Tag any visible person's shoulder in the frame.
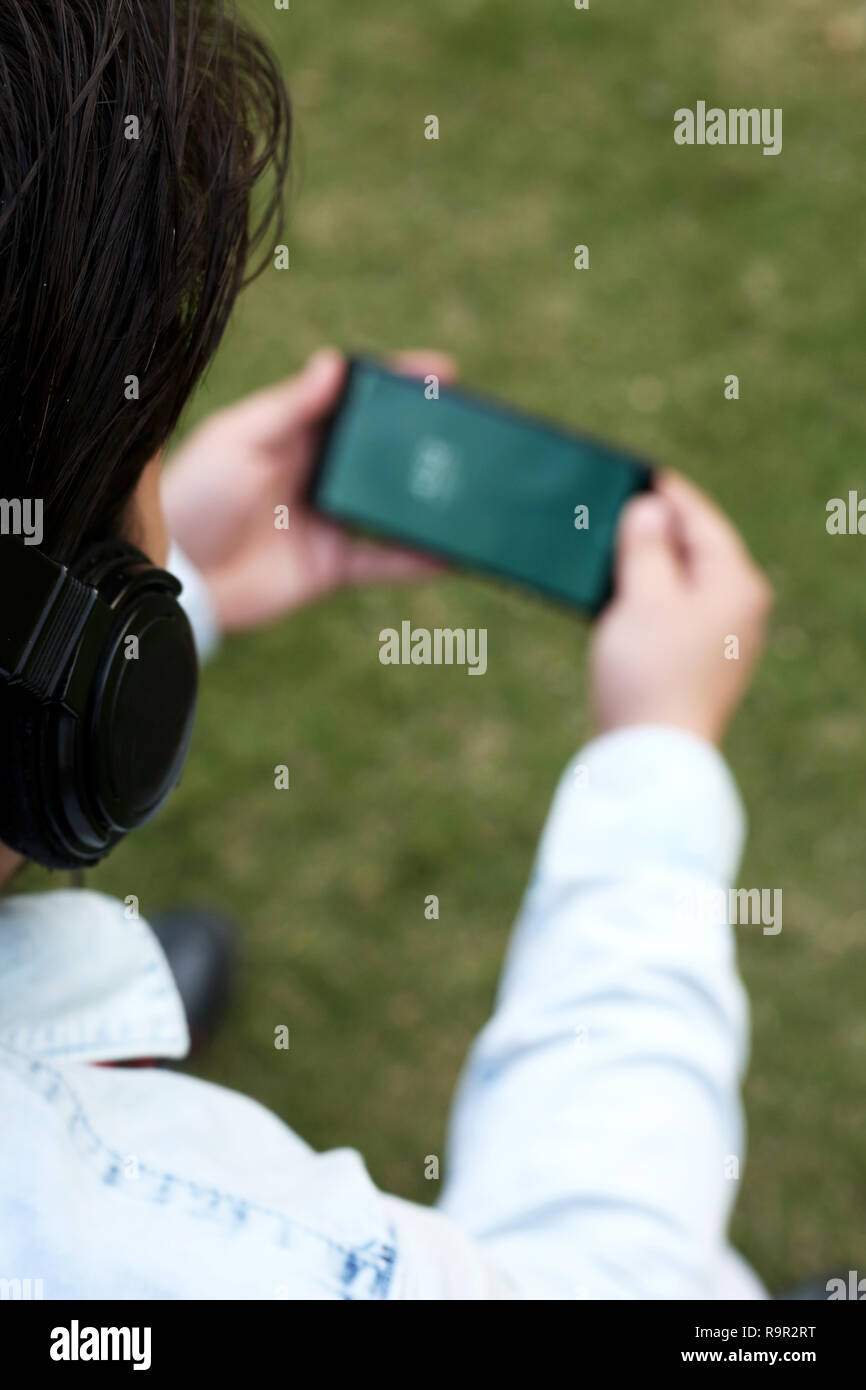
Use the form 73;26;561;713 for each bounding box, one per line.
0;1048;401;1299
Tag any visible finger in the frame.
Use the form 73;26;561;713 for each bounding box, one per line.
389;350;459;385
264;348;348;441
614;492;682;600
655;470;752;579
245;350;456;448
223;348;348;446
341;538;447;587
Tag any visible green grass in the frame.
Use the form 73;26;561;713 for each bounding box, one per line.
37;0;866;1290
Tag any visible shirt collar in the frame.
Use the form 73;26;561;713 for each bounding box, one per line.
0;889;189;1063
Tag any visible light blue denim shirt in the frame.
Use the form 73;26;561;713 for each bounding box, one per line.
0;549;766;1300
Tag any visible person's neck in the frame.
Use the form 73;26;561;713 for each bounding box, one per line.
0;842;25;889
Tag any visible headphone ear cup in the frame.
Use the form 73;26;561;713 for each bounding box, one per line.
72;538;150;591
84;587;199;836
0;685;64;868
0;542;198;870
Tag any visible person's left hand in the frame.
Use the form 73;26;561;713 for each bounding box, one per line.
162;348;455;631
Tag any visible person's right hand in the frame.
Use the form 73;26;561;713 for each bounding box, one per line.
590;472;773;746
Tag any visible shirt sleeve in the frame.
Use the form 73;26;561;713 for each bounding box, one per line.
433;724;757;1299
167;542;221;665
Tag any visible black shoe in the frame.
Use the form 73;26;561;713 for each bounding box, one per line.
149;905;238;1055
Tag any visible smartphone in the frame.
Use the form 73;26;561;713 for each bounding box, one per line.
309;357;654;614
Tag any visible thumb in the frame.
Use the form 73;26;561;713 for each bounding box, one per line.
226;348;347;446
614;493;681;599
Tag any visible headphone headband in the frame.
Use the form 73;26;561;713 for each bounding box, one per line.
0;541;98;702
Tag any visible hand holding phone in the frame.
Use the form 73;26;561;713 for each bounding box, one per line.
591;474;773;745
163;349;451;630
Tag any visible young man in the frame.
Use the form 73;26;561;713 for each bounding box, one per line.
0;2;772;1298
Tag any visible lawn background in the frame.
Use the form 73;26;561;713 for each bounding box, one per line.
38;0;866;1290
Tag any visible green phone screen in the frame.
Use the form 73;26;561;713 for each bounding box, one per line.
311;359;652;613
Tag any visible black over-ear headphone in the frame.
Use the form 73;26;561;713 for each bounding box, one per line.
0;537;198;870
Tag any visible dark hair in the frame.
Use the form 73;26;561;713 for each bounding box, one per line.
0;0;290;562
